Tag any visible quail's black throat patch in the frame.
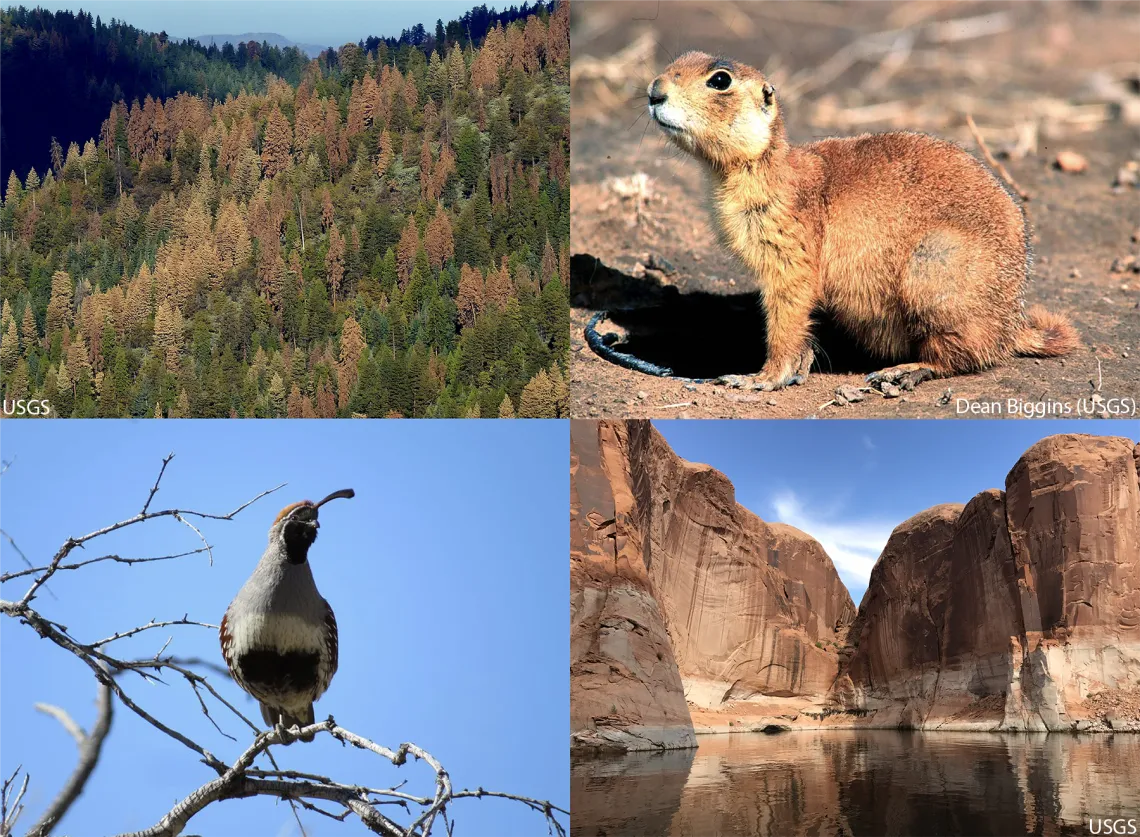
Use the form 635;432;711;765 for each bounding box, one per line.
283;519;317;564
238;648;321;694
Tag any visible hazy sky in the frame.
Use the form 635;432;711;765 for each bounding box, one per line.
0;419;567;836
653;420;1138;604
29;1;479;47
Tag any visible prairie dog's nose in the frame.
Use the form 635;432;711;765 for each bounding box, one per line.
648;78;667;106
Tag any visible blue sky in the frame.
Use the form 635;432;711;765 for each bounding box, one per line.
0;419;567;836
653;420;1139;604
32;2;478;48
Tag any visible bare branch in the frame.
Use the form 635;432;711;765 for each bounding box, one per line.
171;512;214;565
0;600;228;775
14;477;284;606
0;461;34;593
1;765;30;836
28;679;114;837
32;704;86;745
90;616;217;649
140;453;175;515
112;722;567;837
0;529;32;572
1;548;212;584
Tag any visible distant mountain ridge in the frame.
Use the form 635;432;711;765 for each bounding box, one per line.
187;32;327;58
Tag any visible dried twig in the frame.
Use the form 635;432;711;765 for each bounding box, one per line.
140;453;174;515
28;679;113;837
113;721;568;837
0;547;210;584
1;765;30;836
966;113;1032;203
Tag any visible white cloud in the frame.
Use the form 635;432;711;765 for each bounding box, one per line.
861;435;876;451
769;491;894;601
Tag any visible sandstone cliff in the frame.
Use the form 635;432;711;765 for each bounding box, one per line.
570;420;695;752
834;434;1140;732
636;430;856;716
570;420;857;749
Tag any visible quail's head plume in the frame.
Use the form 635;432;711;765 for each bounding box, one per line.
220;489;354;742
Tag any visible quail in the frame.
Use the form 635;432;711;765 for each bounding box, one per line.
220;489;354;742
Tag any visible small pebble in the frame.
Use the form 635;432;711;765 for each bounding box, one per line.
684;384;698;392
881;383;902;398
636;391;647;400
767;398;778;407
1055;150;1088;173
1114;165;1139;188
1070;268;1082;279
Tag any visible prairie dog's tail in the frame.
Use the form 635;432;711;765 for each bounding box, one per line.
1011;305;1079;357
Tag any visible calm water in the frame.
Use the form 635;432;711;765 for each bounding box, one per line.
571;731;1140;837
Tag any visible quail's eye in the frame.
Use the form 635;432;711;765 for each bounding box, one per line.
707;71;732;91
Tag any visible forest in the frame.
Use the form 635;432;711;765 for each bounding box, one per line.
0;1;570;418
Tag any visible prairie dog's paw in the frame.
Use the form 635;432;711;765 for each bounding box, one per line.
866;364;937;392
714;349;812;391
750;350;813;391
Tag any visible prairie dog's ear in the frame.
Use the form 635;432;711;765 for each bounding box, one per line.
761;82;776;109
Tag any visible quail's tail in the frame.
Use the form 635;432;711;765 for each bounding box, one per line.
260;702;316;743
1011;305;1079;357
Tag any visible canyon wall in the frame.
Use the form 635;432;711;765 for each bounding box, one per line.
833;434;1140;732
570;420;695;752
570;420;857;749
635;430;856;716
572;423;1139;748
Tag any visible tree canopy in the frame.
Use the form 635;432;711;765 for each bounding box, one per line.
0;1;570;418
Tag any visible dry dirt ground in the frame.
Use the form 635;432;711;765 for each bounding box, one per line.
569;0;1140;419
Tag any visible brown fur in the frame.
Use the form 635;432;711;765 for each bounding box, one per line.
647;51;1078;389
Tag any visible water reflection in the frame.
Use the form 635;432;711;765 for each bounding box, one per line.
571;731;1140;837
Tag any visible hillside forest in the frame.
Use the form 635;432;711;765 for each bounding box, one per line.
0;1;571;418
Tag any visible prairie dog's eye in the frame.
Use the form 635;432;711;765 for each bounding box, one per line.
706;71;732;91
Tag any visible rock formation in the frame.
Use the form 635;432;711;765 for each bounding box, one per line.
572;423;1139;748
570;420;856;749
636;432;855;714
835;434;1140;731
570;420;695;752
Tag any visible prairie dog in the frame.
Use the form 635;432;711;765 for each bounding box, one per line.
647;51;1077;390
